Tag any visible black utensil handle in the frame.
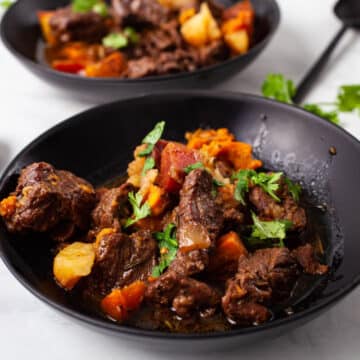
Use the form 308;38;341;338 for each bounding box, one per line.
293;24;348;104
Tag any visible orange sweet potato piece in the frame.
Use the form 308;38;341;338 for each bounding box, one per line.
101;281;146;321
0;195;17;218
208;231;247;277
38;11;57;46
85;52;126;78
159;142;198;193
144;184;169;216
186;128;235;150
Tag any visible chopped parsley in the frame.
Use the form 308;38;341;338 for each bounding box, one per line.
72;0;108;15
284;177;301;202
261;73;360;126
138;121;165;157
124;192;151;228
261;74;296;104
249;212;292;248
152;223;178;277
184;161;204;174
0;0;13;9
233;170;282;203
141;156;155;177
102;33;128;49
123;27;140;44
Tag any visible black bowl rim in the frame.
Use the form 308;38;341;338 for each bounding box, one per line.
0;0;280;83
1;91;360;340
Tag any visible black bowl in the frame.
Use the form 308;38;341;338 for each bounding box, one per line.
0;0;280;102
1;92;360;349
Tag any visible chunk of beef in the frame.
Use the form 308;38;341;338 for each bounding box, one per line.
167;169;223;276
91;182;135;231
145;270;220;318
177;169;223;250
49;7;110;44
222;248;299;325
0;162;96;241
85;230;156;297
125;56;157;78
249;177;306;230
197;39;228;66
292;244;328;275
111;0;170;26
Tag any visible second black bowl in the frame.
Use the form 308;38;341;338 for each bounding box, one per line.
0;0;280;102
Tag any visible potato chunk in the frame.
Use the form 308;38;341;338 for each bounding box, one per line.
181;3;221;47
224;30;249;55
53;242;95;290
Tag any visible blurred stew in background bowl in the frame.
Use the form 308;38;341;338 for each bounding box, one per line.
0;0;280;101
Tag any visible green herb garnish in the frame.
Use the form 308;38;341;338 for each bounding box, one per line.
232;169;256;205
0;0;13;9
152;223;178;277
337;85;360;113
125;192;151;228
141;156;155;177
261;74;296;104
303;104;339;125
184;162;204;174
72;0;107;14
261;73;360;125
249;212;292;248
92;1;108;16
138;121;165;157
102;33;128;49
124;27;140;44
284;177;301;202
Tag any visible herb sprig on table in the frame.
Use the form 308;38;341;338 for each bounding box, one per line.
261;74;360;125
0;0;14;9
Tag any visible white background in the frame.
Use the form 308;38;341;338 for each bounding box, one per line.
0;0;360;359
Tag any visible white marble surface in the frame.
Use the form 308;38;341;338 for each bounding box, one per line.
1;0;360;359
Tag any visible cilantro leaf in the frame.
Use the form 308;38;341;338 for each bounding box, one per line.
0;0;13;9
251;172;283;202
232;169;256;205
72;0;97;13
141;156;155;177
249;212;292;248
139;121;166;157
261;74;296;104
284;177;301;202
102;33;128;49
124;27;140;44
152;223;178;277
184;162;204;174
337;85;360;113
125;192;151;228
303;104;340;125
92;1;108;16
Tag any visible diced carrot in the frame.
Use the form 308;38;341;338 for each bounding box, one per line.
222;0;254;21
208;231;248;277
38;11;57;46
101;281;146;322
159;142;198;193
85;52;126;78
186;128;235;150
144;184;169;216
0;195;17;218
52;60;85;74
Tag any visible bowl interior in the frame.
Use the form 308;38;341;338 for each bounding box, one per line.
1;93;360;338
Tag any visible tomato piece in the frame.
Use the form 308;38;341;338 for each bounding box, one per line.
52;61;85;74
159;142;198;193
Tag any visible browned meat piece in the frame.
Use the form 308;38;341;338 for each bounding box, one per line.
85;230;157;297
197;40;228;66
111;0;170;26
249;178;306;230
177;169;223;250
49;7;110;44
0;162;96;241
125;56;157;78
168;249;209;276
222;248;300;325
292;244;328;275
91;182;135;231
145;270;220;318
